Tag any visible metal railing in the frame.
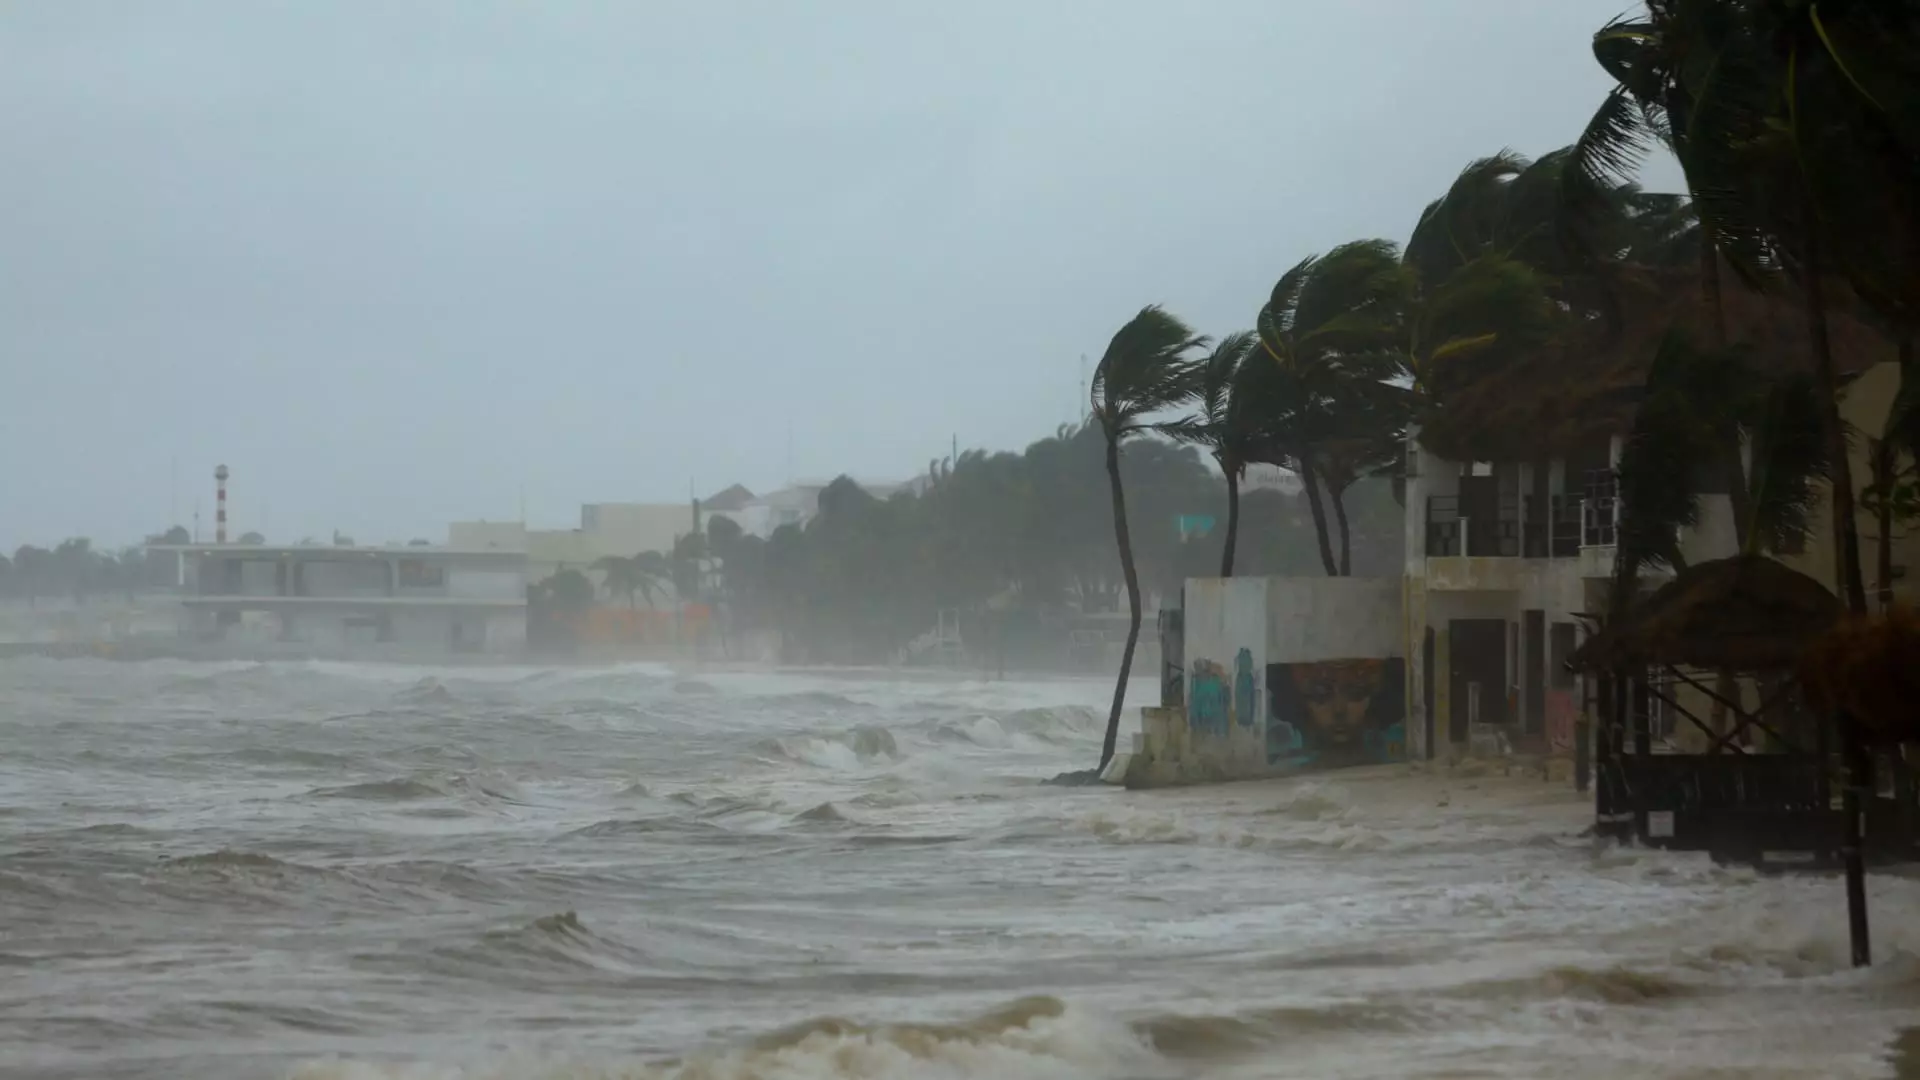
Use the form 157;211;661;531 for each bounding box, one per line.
1428;485;1616;559
1582;469;1620;548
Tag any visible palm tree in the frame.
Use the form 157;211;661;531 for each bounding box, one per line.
631;550;673;608
1866;347;1920;610
1089;305;1207;772
592;555;646;609
1565;0;1875;614
1254;241;1413;576
1160;331;1258;576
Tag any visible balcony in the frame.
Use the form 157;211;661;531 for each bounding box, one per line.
1425;475;1617;562
1425;495;1520;558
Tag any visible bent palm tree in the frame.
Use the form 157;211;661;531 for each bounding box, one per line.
1254;241;1413;576
1160;331;1258;576
1090;305;1207;772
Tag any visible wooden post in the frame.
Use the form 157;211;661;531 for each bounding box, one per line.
1840;710;1872;967
1632;674;1652;841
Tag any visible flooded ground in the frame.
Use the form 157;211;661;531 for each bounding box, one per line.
3;657;1916;1079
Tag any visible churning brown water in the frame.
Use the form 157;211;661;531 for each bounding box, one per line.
4;657;1918;1079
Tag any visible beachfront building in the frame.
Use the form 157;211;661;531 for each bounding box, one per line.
1401;432;1647;762
1400;274;1911;764
153;543;529;658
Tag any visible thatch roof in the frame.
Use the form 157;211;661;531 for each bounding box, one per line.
1800;606;1920;745
1568;555;1843;673
1418;267;1896;464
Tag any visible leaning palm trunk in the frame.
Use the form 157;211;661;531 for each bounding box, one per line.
1295;453;1340;576
1330;483;1354;576
1099;436;1142;773
1219;459;1241;577
1873;439;1896;612
1703;249;1749;739
1803;228;1869;615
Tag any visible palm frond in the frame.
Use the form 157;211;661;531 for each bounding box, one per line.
1090;305;1209;436
1257;255;1319;361
1744;371;1832;555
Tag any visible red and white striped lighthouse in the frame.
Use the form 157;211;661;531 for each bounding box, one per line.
214;464;230;544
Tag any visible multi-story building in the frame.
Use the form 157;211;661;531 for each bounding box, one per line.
1402;355;1914;763
153;543;529;658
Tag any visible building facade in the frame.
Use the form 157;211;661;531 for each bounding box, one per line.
1401;358;1918;763
154;544;529;659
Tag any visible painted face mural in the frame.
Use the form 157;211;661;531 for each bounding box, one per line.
1267;658;1406;769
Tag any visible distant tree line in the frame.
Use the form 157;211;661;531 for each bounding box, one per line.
527;421;1402;662
2;526;192;605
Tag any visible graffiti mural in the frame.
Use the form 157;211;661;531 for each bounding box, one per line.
1190;650;1265;739
1189;658;1231;737
1234;647;1258;729
1267;658;1407;769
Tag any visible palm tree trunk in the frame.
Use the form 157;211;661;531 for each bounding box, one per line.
1802;211;1875;969
1296;452;1339;577
1701;243;1756;560
1330;484;1353;577
1803;229;1868;615
1099;434;1141;773
1874;438;1895;611
1219;461;1241;578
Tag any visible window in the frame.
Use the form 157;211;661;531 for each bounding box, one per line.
398;560;446;588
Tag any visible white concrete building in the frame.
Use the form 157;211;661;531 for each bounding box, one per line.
153;543;529;658
1396;422;1750;761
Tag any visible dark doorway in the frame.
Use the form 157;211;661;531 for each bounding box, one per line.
1448;618;1508;741
1523;610;1546;735
1422;626;1436;760
1458;474;1499;556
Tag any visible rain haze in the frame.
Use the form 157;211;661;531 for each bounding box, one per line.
5;0;1651;548
8;5;1920;1078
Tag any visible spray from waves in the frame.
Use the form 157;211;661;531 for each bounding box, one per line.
757;689;874;710
929;705;1101;749
285;993;1452;1079
753;725;902;769
394;678;459;706
286;995;1181;1080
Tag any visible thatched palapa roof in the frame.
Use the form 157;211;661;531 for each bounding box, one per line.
1800;606;1920;745
1568;555;1843;674
1418;267;1896;464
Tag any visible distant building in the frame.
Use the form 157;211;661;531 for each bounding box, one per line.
705;479;906;539
151;543;529;658
448;501;699;587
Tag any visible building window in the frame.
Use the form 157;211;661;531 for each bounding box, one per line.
398;560;446;588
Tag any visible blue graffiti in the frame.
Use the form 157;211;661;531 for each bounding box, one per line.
1189;659;1230;737
1233;647;1257;729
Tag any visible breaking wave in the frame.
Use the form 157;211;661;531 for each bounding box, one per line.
307;771;525;805
754;725;902;768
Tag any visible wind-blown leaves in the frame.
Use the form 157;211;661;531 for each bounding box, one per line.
1089;306;1209;438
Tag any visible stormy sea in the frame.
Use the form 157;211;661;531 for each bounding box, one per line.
3;657;1917;1079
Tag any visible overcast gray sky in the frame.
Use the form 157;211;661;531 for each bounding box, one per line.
2;1;1668;549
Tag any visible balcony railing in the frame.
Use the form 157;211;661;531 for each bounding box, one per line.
1426;479;1618;560
1425;495;1521;557
1582;469;1620;548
